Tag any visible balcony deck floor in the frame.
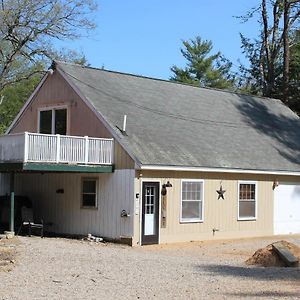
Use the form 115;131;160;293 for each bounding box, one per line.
0;162;114;173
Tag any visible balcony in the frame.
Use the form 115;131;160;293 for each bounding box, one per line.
0;132;114;173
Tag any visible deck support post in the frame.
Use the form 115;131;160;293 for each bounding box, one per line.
9;172;15;233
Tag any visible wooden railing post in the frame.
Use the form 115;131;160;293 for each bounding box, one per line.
24;131;29;163
84;136;89;164
110;139;114;165
56;134;60;163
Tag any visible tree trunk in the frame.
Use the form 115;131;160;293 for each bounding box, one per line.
283;0;290;103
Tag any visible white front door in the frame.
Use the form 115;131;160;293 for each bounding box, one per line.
274;183;300;234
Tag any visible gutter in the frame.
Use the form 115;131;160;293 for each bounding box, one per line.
140;165;300;176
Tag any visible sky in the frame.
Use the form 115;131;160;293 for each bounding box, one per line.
58;0;260;80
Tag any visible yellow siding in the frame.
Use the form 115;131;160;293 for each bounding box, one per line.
134;171;282;245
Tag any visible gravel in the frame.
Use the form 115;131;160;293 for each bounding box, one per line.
0;235;300;299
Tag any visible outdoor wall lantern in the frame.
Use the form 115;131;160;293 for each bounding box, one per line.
56;188;64;194
121;209;130;217
272;180;279;190
161;181;172;196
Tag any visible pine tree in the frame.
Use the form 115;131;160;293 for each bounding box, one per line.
170;36;235;90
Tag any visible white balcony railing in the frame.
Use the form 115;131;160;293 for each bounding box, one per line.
0;132;114;165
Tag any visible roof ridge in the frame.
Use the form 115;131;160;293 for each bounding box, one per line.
54;60;283;104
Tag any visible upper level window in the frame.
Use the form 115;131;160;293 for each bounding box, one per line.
181;180;204;223
238;181;257;220
39;108;67;135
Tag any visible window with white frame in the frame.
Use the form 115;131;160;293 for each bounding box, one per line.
81;178;98;208
181;180;203;222
39;108;67;135
238;182;256;219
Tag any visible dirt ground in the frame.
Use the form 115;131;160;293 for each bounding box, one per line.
0;235;300;299
0;238;18;272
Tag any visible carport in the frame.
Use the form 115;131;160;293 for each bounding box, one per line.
0;132;114;235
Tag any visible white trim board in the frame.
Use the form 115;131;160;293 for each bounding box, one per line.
140;165;300;176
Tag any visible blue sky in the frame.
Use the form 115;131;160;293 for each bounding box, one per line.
59;0;260;79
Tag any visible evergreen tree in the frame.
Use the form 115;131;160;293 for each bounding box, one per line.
170;36;235;90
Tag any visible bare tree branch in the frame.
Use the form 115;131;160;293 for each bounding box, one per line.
0;0;97;92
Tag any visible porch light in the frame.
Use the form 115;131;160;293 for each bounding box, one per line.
161;181;172;196
272;181;279;190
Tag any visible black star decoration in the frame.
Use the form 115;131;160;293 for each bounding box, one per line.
216;185;226;200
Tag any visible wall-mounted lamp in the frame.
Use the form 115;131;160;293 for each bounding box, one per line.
272;181;279;190
56;188;64;194
121;209;130;217
161;181;172;196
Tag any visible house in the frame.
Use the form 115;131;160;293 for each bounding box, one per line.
0;60;300;245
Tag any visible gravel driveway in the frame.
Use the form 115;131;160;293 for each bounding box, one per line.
0;235;300;299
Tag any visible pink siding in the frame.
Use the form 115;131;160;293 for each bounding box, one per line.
10;71;110;138
10;71;135;169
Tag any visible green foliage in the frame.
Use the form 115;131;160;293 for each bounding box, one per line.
170;36;235;90
0;52;89;134
0;75;41;134
238;0;300;113
239;29;300;113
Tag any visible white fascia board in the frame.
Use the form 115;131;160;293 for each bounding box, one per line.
6;73;49;134
140;165;300;176
56;65;141;167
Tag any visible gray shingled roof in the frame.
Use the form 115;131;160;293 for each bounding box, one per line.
56;61;300;173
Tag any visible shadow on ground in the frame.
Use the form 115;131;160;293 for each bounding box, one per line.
226;291;300;298
200;264;300;282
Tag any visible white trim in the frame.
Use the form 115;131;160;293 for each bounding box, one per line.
180;179;204;223
23;131;29;163
37;105;69;134
56;65;141;167
141;165;300;176
140;179;161;245
237;180;257;221
6;73;49;134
